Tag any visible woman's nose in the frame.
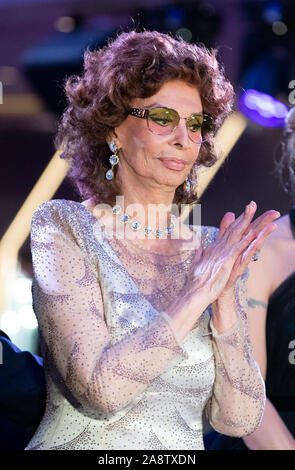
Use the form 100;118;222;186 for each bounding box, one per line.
170;120;191;148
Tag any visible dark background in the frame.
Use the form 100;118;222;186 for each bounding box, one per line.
1;0;294;275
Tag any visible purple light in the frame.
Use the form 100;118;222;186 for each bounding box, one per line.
238;89;288;127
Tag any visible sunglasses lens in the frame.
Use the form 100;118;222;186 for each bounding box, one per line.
186;115;203;143
187;114;203;131
188;114;215;143
146;108;214;143
148;108;178;135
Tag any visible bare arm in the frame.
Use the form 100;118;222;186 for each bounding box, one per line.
243;241;295;450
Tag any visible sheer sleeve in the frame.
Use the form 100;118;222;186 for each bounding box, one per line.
205;270;266;437
30;202;188;415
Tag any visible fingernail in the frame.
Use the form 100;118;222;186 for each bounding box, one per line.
249;201;256;208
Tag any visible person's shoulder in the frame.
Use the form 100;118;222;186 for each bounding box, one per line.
258;213;294;260
247;214;291;297
31;199;86;226
30;200;88;242
267;213;293;242
32;199;80;217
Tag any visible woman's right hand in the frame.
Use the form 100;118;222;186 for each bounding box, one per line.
167;202;279;338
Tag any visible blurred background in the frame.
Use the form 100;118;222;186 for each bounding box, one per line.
0;0;294;353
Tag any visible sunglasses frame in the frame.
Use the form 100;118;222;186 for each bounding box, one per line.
129;106;214;143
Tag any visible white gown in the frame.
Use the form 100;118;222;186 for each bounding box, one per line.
25;199;265;450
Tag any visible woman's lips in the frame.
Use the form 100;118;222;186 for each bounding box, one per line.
158;158;186;170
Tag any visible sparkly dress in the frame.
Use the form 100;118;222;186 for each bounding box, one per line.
25;199;265;450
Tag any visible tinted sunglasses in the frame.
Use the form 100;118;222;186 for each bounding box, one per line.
129;106;214;144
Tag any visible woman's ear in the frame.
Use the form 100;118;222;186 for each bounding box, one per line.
106;131;119;150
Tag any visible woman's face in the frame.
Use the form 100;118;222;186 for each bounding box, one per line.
111;79;203;195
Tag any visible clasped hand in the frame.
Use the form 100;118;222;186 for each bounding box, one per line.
191;201;280;306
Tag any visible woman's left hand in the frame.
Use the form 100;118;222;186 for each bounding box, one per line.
216;201;280;298
210;202;280;334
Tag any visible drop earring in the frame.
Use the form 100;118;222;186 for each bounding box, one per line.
183;176;191;192
105;141;119;181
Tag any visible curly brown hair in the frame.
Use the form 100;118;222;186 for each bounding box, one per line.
55;29;235;207
275;106;295;201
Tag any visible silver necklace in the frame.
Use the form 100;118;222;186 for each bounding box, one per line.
112;204;177;238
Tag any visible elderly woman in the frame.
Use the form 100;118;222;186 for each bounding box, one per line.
25;30;279;451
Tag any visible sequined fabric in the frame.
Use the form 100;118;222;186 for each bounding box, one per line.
25;199;265;450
